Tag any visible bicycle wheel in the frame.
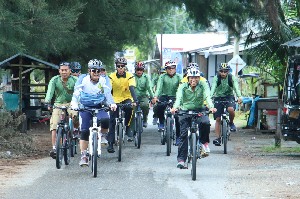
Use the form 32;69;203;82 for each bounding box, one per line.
117;123;123;162
92;132;98;177
56;128;63;169
63;132;71;165
136;113;142;149
191;133;197;181
166;117;172;156
222;119;228;154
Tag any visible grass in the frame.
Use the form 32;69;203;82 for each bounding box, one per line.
263;146;300;153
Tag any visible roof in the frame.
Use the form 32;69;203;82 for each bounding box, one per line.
156;32;228;52
0;53;58;69
281;37;300;47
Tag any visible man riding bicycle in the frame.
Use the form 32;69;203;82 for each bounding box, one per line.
134;61;154;128
152;61;182;145
70;59;116;166
44;62;78;159
171;67;216;168
211;63;242;146
107;57;138;153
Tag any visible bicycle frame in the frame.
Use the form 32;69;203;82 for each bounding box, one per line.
134;102;143;149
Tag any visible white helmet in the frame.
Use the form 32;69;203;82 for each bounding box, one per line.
187;67;201;77
88;59;103;69
187;62;199;70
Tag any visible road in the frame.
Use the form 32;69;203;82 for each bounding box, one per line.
1;116;237;199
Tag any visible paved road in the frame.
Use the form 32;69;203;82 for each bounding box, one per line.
1;115;234;199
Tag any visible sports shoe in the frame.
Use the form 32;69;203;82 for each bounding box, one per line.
152;117;158;125
101;136;108;144
143;122;148;128
79;155;89;167
230;122;237;132
203;142;210;153
213;137;221;146
49;149;56;159
177;161;185;169
201;143;210;157
127;136;133;142
107;142;115;153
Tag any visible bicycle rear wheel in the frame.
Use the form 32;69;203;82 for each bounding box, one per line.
222;120;228;154
92;132;98;177
63;132;71;165
166;117;172;156
136;113;142;149
56;128;63;169
117;123;123;162
191;133;197;181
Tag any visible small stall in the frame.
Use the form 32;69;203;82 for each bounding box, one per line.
0;53;58;131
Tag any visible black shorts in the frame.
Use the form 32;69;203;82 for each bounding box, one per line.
213;96;236;119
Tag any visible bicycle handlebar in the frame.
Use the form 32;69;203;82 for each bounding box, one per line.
117;102;133;109
175;110;210;117
73;106;110;112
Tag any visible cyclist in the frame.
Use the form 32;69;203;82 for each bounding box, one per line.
171;67;216;168
107;57;138;153
134;61;154;128
70;61;82;77
211;63;242;146
70;59;116;166
152;61;181;145
44;62;78;159
152;66;166;125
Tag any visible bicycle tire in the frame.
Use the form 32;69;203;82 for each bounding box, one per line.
166;117;172;156
222;119;228;154
63;133;71;165
191;133;197;181
118;123;123;162
136;113;142;149
56;128;63;169
92;132;98;177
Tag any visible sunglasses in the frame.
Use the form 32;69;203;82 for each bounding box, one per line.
167;67;176;70
116;65;126;68
219;70;229;73
71;69;81;73
90;69;101;73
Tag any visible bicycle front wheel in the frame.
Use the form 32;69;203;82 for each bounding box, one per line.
136;113;142;149
222;120;228;154
117;123;123;162
166;117;172;156
191;133;197;181
56;128;63;169
92;132;98;177
63;132;71;165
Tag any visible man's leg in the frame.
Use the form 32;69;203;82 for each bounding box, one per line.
177;116;190;168
49;108;61;158
140;97;150;128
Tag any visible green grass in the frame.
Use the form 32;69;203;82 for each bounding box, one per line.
263;146;300;153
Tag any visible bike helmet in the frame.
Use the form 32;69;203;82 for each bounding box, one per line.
187;62;199;70
160;66;166;73
187;67;201;77
218;63;230;71
115;57;127;65
135;61;145;70
164;60;171;67
165;61;177;68
70;62;82;72
88;59;103;69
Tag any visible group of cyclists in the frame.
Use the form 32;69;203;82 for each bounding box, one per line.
44;57;242;168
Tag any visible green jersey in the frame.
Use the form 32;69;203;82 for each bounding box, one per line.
210;74;242;98
155;73;181;97
45;75;78;105
134;73;154;98
173;81;214;110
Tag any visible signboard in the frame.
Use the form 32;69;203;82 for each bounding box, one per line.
228;55;246;75
162;48;183;75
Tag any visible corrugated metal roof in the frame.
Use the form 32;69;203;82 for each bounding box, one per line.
0;53;58;69
282;37;300;47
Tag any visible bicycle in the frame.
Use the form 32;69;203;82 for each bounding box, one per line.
177;110;209;181
133;101;143;149
157;99;175;156
214;100;235;154
77;105;109;177
52;105;73;169
115;103;132;162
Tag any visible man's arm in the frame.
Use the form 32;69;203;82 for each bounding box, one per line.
44;77;56;103
146;75;154;98
210;76;217;97
202;81;214;109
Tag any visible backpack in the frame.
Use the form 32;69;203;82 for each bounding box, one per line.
217;73;233;87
